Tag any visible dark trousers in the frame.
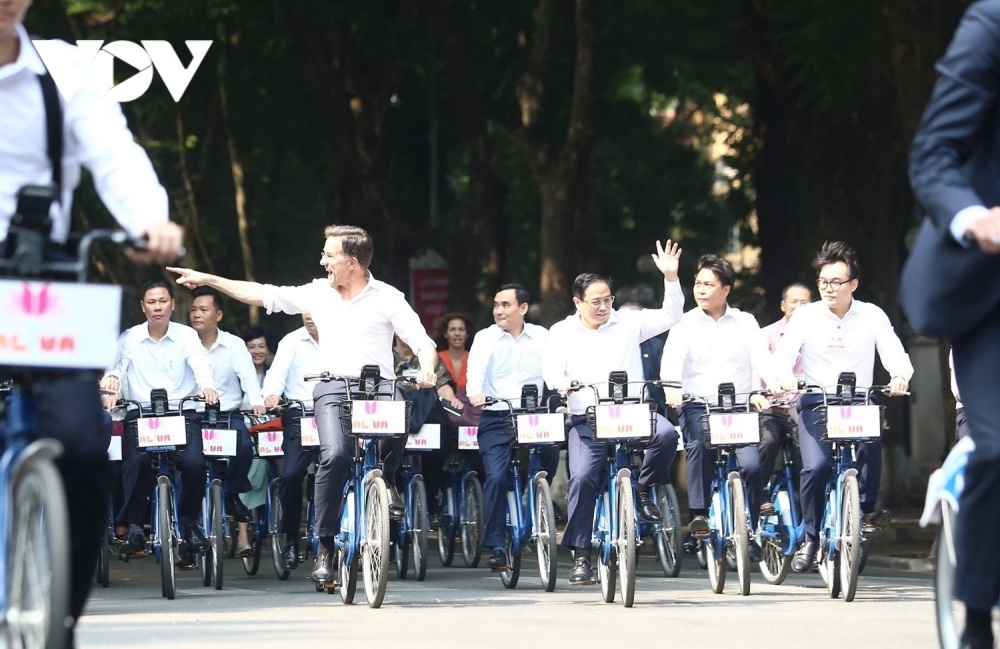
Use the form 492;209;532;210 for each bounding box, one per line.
561;413;678;551
679;404;774;529
312;381;408;538
120;409;206;525
953;315;1000;610
277;408;314;538
797;394;882;540
218;411;253;494
16;378;112;626
956;408;970;441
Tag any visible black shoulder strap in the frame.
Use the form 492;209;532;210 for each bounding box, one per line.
36;71;63;202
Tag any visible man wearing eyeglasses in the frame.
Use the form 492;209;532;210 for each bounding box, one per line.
775;242;912;572
541;240;684;585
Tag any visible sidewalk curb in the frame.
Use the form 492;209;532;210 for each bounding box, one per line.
867;555;934;573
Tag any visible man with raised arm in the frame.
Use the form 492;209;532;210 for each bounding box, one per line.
167;225;438;588
541;240;684;586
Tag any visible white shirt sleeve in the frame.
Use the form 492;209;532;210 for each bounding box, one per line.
950;205;990;245
233;342;264;407
659;321;689;384
541;322;572;391
183;332;215;391
388;295;436;357
637;279;685;341
261;337;292;399
104;330;130;381
744;313;780;391
465;329;491;396
873;309;914;381
260;281;318;316
774;312;806;377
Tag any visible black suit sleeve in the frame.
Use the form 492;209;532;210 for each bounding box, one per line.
909;0;1000;231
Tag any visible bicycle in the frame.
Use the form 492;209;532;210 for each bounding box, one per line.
245;412;285;578
684;383;765;596
306;367;412;608
626;448;683;578
481;384;561;592
1;228;146;647
393;425;436;581
802;372;900;602
757;404;805;585
435;433;485;569
198;402;241;590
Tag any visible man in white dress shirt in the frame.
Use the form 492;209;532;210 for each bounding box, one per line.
188;287;266;542
167;225;438;588
661;255;780;563
467;283;557;572
542;241;684;585
774;242;912;572
1;4;183;638
261;314;323;572
102;281;219;561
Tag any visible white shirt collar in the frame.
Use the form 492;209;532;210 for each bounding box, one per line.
565;309;622;332
138;320;181;342
692;304;737;323
4;25;48;77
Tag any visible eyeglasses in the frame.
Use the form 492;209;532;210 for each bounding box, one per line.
817;278;851;291
585;295;615;309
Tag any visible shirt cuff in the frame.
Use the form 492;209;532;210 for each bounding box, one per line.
950;205;990;245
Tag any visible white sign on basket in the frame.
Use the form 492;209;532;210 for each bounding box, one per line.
107;436;122;461
826;405;882;439
458;426;479;450
300;416;320;446
202;429;238;456
593;404;652;439
136;416;187;448
515;413;566;444
0;280;122;369
406;423;441;450
257;430;284;457
350;400;407;435
707;413;761;446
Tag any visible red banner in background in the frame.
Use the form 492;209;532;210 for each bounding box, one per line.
410;267;450;334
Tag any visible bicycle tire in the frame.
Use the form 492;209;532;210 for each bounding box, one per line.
98;516;111;588
819;486;841;599
936;501;962;649
158;479;176;600
268;481;290;580
395;517;410;580
598;493;616;603
242;510;262;576
341;548;359;604
535;478;558;591
759;535;792;585
706;488;726;594
500;532;521;589
839;475;861;602
437;487;456;566
729;473;751;596
211;482;225;590
6;456;70;649
617;476;637;608
199;483;213;588
363;477;390;608
655;484;682;578
412;476;428;582
461;478;484;568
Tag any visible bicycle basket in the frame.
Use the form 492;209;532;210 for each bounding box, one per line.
586;402;655;441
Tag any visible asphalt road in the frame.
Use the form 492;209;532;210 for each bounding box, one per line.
77;541;938;649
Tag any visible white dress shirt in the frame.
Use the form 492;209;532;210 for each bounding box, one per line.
661;305;778;398
105;321;214;408
261;327;323;407
0;26;168;243
203;329;264;412
260;274;435;380
542;279;684;414
466;323;548;411
774;299;914;390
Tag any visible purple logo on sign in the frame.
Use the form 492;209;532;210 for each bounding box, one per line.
840;407;851;419
608;406;621;419
365;401;378;415
528;415;540;426
203;430;216;440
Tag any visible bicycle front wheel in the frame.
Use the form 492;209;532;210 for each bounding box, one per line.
211;482;225;590
936;501;963;649
242;511;262;576
6;457;70;649
461;478;484;568
655;484;682;578
617;476;637;608
268;480;291;581
157;479;176;600
412;476;428;582
728;473;751;596
437;487;456;567
535;478;558;591
499;532;521;589
839;474;861;602
362;477;391;608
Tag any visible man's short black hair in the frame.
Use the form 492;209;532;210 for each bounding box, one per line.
812;241;860;280
241;326;271;347
781;283;813;300
140;279;173;300
495;283;530;305
192;286;224;311
695;254;736;289
572;273;612;300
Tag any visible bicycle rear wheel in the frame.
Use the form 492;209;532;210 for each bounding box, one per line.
6;456;70;649
617;476;637;608
211;482;225;590
758;484;792;585
706;487;726;594
268;481;291;580
500;533;521;589
437;487;456;566
598;546;617;603
395;519;410;580
412;476;428;582
158;479;177;600
535;478;557;591
839;475;861;602
362;477;391;608
819;487;841;598
936;501;962;649
340;548;359;605
242;512;262;576
729;473;751;596
461;478;484;568
98;514;111;588
655;485;682;578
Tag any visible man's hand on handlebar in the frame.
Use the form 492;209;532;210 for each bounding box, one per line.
468;392;487;408
778;374;800;393
415;368;437;389
888;376;909;396
664;387;685;408
251;404;267;416
126;222;185;265
198;388;220;405
749;394;771;412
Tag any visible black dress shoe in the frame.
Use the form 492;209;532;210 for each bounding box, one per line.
748;539;764;563
227;494;252;523
312;548;333;584
281;543;299;571
688;516;710;539
122;530;146;557
553;502;566;523
486;547;507;572
959;629;994;649
792;539;817;572
184;524;209;554
862;509;891;533
568;557;593;585
387;486;406;519
683;533;702;555
760;499;777;517
636;490;662;523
